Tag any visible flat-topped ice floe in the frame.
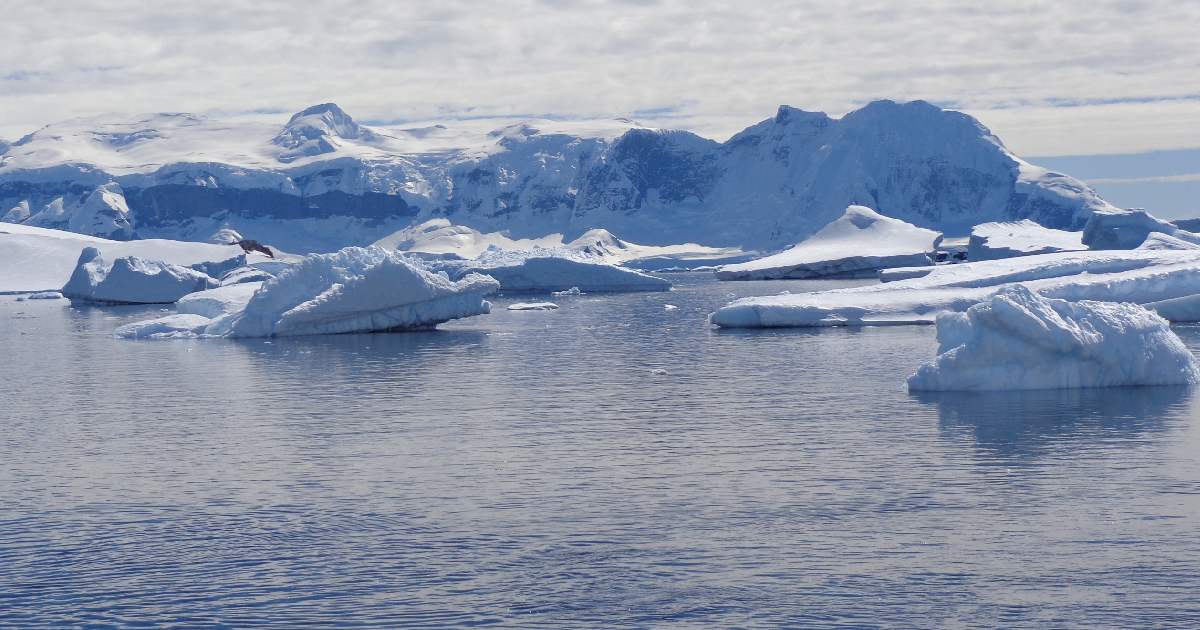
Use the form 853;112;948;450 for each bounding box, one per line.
967;220;1084;261
507;302;559;311
62;247;219;304
907;286;1200;391
116;246;499;339
425;248;670;293
711;248;1200;328
716;206;939;280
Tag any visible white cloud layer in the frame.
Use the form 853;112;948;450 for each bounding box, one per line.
1;0;1197;156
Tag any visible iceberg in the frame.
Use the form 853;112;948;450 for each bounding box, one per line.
1137;232;1200;251
715;206;939;280
711;248;1200;328
425;249;670;293
907;286;1200;391
175;282;262;318
966;220;1084;261
507;302;559;311
62;247;219;304
117;246;499;339
1082;208;1200;250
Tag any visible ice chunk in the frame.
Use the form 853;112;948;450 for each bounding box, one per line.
176;282;262;318
507;302;559;311
190;255;247;279
201;246;499;337
426;249;670;293
219;265;277;285
26;291;63;300
711;248;1200;328
1137;232;1200;251
907;286;1200;391
716;206;938;280
967;220;1084;261
62;247;219;304
1082;208;1200;250
114;314;212;340
553;287;583;296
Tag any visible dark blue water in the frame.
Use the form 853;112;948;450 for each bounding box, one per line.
3;274;1200;628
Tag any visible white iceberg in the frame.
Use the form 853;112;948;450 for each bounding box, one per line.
62;247;219;304
966;220;1084;261
907;286;1200;391
426;249;670;293
116;246;499;339
175;282;263;318
1082;208;1200;250
715;206;939;280
711;248;1200;328
507;302;559;311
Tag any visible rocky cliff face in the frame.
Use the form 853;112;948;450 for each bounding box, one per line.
0;100;1116;252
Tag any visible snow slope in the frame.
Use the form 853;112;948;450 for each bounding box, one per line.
967;220;1084;261
907;286;1200;391
715;206;938;280
0;223;256;293
710;248;1200;328
1;100;1117;251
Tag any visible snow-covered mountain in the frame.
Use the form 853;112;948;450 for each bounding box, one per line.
0;100;1117;252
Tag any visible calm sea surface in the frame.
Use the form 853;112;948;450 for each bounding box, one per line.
3;274;1200;629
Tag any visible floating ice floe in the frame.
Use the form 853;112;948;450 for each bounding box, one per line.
711;248;1200;328
62;247;219;304
26;291;63;300
1082;208;1200;250
507;302;559;311
116;246;498;339
425;248;670;293
715;206;939;280
907;285;1200;391
966;220;1084;261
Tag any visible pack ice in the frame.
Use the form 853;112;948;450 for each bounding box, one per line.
62;247;219;304
907;286;1200;391
116;247;499;338
715;206;939;280
710;248;1200;328
423;248;671;293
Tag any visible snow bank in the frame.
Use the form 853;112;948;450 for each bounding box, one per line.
711;248;1200;328
967;220;1083;261
115;246;499;339
1082;209;1200;250
716;206;938;280
426;249;670;293
175;282;262;318
507;302;558;311
907;286;1200;391
62;247;219;304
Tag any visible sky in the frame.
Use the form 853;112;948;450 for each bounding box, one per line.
2;0;1198;215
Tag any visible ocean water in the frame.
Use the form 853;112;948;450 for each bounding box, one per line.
3;274;1200;629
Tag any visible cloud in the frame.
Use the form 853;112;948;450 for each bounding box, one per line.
0;0;1197;155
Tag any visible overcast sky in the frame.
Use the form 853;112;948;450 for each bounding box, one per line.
3;0;1198;160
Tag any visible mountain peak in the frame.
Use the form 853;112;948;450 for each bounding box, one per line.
774;105;831;126
274;103;368;161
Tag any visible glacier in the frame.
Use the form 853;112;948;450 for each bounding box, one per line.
116;246;499;339
1;100;1117;253
907;286;1200;391
715;205;938;280
62;247;219;304
710;248;1200;328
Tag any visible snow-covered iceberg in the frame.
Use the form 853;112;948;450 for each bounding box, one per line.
711;248;1200;328
116;246;499;339
907;286;1200;391
175;282;262;318
966;220;1084;261
715;206;939;280
1137;232;1200;251
1082;209;1200;250
425;248;670;293
62;247;219;304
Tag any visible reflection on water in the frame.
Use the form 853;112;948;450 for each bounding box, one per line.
3;274;1200;628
